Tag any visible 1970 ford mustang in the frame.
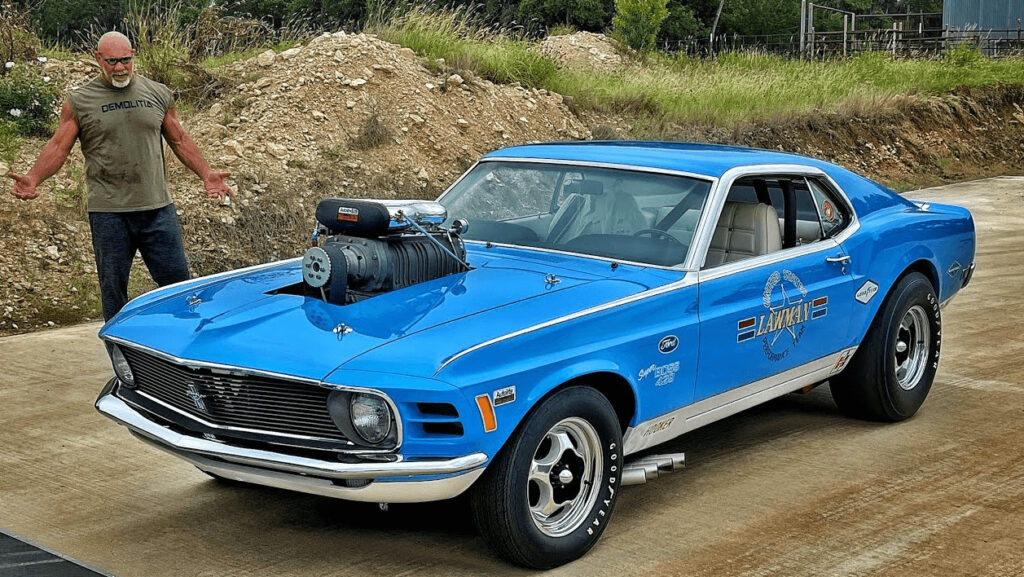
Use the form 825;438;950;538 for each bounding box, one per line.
96;142;975;568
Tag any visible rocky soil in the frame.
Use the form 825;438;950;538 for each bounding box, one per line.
1;32;1022;335
539;31;628;71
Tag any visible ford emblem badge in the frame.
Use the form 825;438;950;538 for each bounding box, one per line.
658;335;679;354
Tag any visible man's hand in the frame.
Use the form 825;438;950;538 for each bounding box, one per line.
8;173;40;200
203;171;234;203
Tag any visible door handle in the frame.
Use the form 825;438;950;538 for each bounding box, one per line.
826;254;851;274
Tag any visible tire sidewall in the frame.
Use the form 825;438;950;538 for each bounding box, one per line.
501;387;622;568
879;274;941;419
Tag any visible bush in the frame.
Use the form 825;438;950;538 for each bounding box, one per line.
0;118;23;164
121;2;223;107
0;61;62;137
0;3;41;62
613;0;669;53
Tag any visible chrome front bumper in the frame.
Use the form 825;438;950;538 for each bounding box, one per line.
96;385;487;503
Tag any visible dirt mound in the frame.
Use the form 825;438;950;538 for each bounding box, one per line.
539;32;628;71
0;31;589;333
1;32;1022;336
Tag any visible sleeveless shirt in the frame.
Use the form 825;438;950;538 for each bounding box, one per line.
68;75;175;212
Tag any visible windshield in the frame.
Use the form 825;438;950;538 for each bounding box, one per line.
439;160;713;267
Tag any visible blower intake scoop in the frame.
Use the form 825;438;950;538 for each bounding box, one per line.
315;199;449;236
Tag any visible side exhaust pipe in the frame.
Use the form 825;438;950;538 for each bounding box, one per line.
621;453;686;486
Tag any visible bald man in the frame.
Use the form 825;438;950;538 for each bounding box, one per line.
8;31;233;321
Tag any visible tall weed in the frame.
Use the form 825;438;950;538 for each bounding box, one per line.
370;7;558;88
372;7;1024;129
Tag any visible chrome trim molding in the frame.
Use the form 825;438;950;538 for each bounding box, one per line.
104;337;405;451
97;392;486;488
453;156;719;184
105;336;324;385
463;239;694;272
435;272;698;375
176;442;483;503
622;347;858;455
697;238;843;282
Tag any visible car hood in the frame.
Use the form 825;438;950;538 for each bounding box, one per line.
101;246;673;382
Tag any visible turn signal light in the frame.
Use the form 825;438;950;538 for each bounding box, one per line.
475;394;497;432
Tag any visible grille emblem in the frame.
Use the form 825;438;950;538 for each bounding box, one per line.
186;383;208;413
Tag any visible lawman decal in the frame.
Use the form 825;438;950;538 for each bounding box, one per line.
737;269;827;361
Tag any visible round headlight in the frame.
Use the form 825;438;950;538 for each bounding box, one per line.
350;393;392;444
109;344;135;387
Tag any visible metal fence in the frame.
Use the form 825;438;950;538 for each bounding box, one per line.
660;25;1024;60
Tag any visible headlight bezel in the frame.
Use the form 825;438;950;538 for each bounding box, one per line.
107;343;135;387
326;389;399;449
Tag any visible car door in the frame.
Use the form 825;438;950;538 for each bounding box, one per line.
693;170;858;403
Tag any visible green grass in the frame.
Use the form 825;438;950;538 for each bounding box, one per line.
370;9;1024;129
367;8;558;88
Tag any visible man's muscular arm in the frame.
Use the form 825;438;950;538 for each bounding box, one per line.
8;102;79;200
162;106;233;202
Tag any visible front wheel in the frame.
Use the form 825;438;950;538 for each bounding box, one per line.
830;272;941;421
470;386;622;569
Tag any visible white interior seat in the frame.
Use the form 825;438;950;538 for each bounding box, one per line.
705;202;782;267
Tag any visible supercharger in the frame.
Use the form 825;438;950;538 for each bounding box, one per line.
301;199;469;305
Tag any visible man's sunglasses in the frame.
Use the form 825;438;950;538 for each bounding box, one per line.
103;56;133;66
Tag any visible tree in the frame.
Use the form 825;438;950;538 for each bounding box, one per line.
718;0;801;36
658;0;706;47
518;0;615;34
613;0;670;51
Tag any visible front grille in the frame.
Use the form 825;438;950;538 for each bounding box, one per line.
121;347;347;442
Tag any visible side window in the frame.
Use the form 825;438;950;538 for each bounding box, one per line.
771;180;824;245
806;178;850;238
704;175;847;269
704;178;784;268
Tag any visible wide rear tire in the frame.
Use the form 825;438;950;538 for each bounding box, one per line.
470;386;622;569
830;272;941;421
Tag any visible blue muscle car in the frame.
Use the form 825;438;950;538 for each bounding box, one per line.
95;142;976;568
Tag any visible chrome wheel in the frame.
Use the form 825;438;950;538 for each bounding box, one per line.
528;417;603;537
895;305;931;391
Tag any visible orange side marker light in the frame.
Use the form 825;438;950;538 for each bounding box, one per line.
475;394;497;432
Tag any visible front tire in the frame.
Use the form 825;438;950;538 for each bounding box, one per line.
830;272;941;421
471;386;622;569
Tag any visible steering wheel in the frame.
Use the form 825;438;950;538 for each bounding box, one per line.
633;228;685;246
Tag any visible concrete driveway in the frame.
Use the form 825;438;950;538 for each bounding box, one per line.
1;177;1021;576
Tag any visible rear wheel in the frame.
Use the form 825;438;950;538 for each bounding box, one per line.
471;386;622;569
830;272;940;421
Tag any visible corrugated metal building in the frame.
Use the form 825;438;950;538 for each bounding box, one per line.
943;0;1024;37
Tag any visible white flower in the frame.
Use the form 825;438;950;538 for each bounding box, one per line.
42;76;51;83
37;56;47;63
4;62;14;69
8;109;23;117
